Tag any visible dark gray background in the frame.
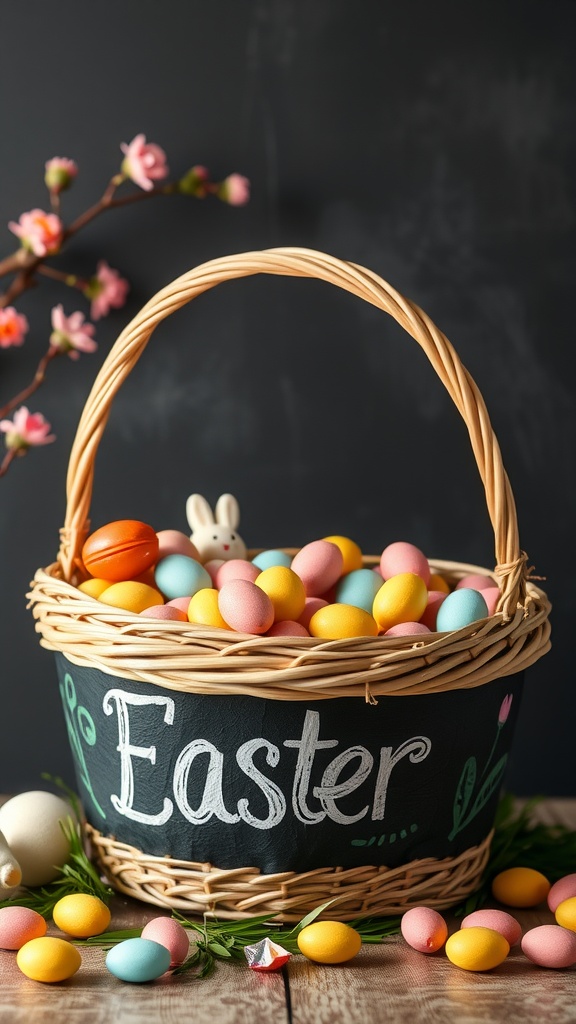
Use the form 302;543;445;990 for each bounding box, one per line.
0;0;573;796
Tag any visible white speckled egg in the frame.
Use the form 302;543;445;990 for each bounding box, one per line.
0;792;76;887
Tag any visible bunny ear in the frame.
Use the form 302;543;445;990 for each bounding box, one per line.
186;494;215;530
215;493;240;529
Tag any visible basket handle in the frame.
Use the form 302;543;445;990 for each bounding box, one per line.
58;247;526;615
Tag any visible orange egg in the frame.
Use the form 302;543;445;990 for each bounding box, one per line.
82;520;159;582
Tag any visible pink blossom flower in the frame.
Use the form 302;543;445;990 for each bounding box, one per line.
45;157;78;193
120;134;169;191
0;406;55;450
0;307;29;348
50;305;97;360
498;694;513;725
85;260;130;320
219;173;250;206
8;208;64;257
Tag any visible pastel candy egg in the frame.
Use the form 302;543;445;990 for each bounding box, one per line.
267;620;310;637
255;566;306;622
428;572;450;594
461;909;522;946
188;588;230;629
309;603;378;640
251;549;293;571
218;579;274;634
78;577;111;599
491;866;551;907
419;591;448;630
555;896;576;932
298;597;329;629
215;559;261;588
372;573;428;633
322;535;363;575
435;588;489;632
166;597;194;614
82;520;159;582
204;559;225;585
98;581;164;613
139;604;188;621
445;927;509;971
384;621;431;637
0;907;47;949
455;573;497;591
105;937;171;983
156;529;200;561
401;907;448;953
521;925;576;968
141;916;190;967
154;554;211;600
335;568;382;613
482;587;501;615
548;873;576;912
380;541;430;586
17;936;82;983
290;540;344;597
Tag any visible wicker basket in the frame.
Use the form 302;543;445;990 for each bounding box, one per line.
28;248;551;922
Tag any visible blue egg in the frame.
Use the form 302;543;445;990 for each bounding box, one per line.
106;937;171;983
251;549;293;571
435;588;489;632
335;568;383;613
154;554;211;599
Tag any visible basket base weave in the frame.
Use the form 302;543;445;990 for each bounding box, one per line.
85;824;493;922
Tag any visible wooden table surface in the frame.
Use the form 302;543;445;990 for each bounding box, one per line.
1;799;575;1023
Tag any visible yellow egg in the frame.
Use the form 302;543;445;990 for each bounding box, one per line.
309;603;378;639
52;893;111;939
555;896;576;932
372;573;428;632
297;921;362;964
187;588;229;629
322;535;363;575
98;581;164;613
428;572;450;595
17;936;82;983
445;926;510;971
77;578;111;598
491;867;551;908
255;566;306;622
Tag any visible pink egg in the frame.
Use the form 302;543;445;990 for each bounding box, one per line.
481;587;501;615
166;597;192;614
461;909;522;946
290;541;344;597
401;907;448;953
548;873;576;912
521;924;576;968
204;559;225;585
380;542;431;586
384;621;431;637
139;604;188;621
215;559;261;588
455;573;497;591
156;529;200;561
419;591;448;631
298;597;329;629
217;579;274;634
0;906;47;949
141;916;190;967
267;620;310;637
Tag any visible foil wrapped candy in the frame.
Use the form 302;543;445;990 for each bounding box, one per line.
244;936;291;971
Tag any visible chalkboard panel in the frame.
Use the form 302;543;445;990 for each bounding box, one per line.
55;652;522;873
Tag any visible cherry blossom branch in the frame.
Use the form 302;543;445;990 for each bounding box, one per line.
0;135;250;477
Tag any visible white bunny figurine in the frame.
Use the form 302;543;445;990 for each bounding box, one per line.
186;493;247;563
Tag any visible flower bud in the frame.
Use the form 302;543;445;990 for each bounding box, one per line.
178;165;211;197
45;157;78;193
